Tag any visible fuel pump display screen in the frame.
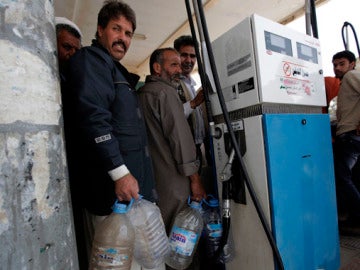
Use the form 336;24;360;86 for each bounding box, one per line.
264;31;293;56
296;42;318;63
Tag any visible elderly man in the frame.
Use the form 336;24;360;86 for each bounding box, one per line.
138;48;206;237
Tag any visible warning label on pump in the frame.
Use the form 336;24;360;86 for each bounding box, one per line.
280;61;313;96
283;62;291;77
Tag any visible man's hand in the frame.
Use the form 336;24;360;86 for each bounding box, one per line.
189;172;206;202
114;173;139;202
190;89;204;109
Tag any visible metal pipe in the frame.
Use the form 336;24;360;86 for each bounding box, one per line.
305;0;312;36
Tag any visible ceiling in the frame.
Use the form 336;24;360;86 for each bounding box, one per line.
54;0;327;80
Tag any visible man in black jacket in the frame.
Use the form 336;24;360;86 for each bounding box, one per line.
64;0;157;266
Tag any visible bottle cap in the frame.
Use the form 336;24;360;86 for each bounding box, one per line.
187;196;203;209
203;194;219;207
208;198;219;207
190;201;202;210
112;199;133;213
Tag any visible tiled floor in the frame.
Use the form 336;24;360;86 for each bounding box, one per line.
340;235;360;269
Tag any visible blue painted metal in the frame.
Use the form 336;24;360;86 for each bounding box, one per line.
263;114;340;270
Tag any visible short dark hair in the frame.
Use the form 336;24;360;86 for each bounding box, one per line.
332;50;356;63
96;0;136;39
174;35;195;51
149;47;178;74
56;24;81;40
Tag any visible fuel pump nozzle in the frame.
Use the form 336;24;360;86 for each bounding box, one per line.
219;149;235;219
219;149;235;183
211;150;233;263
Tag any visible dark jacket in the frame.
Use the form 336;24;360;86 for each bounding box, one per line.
64;40;156;215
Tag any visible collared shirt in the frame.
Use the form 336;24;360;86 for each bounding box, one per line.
336;70;360;136
182;76;206;145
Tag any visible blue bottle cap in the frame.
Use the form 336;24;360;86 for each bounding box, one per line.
190;201;202;210
208;198;219;207
187;196;203;209
202;195;219;208
112;199;133;214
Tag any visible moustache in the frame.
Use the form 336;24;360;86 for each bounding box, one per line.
112;40;127;51
182;63;193;69
171;73;181;81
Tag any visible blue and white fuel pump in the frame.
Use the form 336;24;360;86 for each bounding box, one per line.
209;14;340;270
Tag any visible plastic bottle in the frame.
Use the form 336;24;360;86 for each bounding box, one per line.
202;196;223;260
165;199;204;270
89;200;134;270
126;195;169;269
203;196;234;264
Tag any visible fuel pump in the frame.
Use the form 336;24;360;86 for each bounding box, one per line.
186;1;285;269
186;1;341;269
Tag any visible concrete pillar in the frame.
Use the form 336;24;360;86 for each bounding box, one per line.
0;1;78;269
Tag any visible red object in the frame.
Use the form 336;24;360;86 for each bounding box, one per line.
323;76;340;113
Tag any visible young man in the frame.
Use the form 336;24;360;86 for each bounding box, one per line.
332;50;360;234
138;48;206;235
174;36;208;172
64;1;157;265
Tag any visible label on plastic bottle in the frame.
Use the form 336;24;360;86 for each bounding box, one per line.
91;246;131;268
169;226;199;256
207;223;222;238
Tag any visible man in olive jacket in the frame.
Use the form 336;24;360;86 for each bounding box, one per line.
138;48;206;233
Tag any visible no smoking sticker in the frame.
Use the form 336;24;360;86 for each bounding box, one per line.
283;62;291;76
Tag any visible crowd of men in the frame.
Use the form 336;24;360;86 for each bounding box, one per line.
55;0;360;269
56;1;212;269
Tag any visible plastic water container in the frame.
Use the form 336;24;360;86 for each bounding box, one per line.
165;199;204;270
126;195;169;268
89;200;134;270
202;196;234;264
202;196;223;260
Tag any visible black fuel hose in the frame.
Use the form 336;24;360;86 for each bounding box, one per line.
184;0;227;264
341;21;360;59
211;180;231;263
184;0;219;195
184;0;213;124
310;0;319;38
